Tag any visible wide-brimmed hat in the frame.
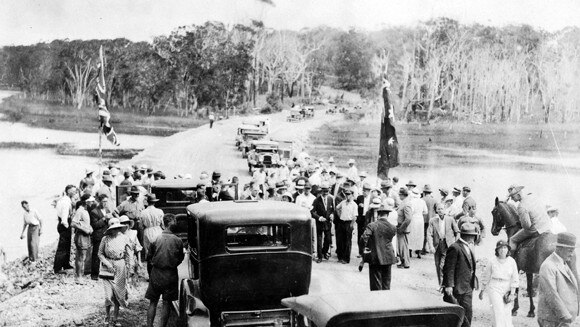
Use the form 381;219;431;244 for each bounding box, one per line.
320;182;330;190
411;188;421;195
423;184;433;193
452;187;461;194
102;175;114;183
85;168;95;175
106;218;127;233
343;189;353;195
146;193;160;203
328;157;335;163
495;240;511;252
463;186;471;192
439;188;449;196
378;198;395;213
129;186;140;194
80;194;96;203
508;185;524;197
369;197;382;209
359;171;367;178
459;223;479;236
118;215;134;228
347;159;355;165
399;187;409;196
275;181;286;189
362;183;371;191
380;180;392;188
556;232;578;248
406;180;417;187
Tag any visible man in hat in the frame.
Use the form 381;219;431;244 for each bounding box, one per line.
439;188;450;204
405;180;417;191
335;189;358;264
508;185;552;255
421;184;437;254
296;182;316;210
96;174;116;212
71;194;95;283
79;168;96;193
115;186;145;244
457;204;486;245
346;159;359;185
380;179;400;209
140;193;165;260
538;232;579;327
442;223;479;327
449;187;465;218
358;171;368;189
361;200;397;290
396;187;413;269
146;214;184;327
120;171;133;186
194;183;208;203
311;182;335;263
461;186;475;218
356;183;373;257
427;202;459;286
547;205;567;234
20;200;42;262
89;194;113;280
271;182;287;201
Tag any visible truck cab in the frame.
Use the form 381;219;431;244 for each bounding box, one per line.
178;201;312;327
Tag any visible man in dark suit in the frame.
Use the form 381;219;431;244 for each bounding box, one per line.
89;194;113;280
427;202;459;286
360;199;397;290
442;223;479;327
311;182;335;263
356;183;372;257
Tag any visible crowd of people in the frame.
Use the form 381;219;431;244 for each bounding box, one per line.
14;154;578;327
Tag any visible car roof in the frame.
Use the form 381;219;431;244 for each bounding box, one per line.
282;290;464;327
151;179;199;189
187;201;310;225
250;140;279;146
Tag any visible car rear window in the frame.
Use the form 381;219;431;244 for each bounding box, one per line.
166;190;195;204
226;225;290;251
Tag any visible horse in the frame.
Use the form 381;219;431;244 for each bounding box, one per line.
490;197;557;318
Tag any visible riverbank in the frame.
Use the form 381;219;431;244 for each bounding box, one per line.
0;94;205;137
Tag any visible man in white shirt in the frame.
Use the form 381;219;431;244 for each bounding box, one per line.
20;200;42;262
295;183;316;210
335;189;358;264
449;187;465;218
346;159;359;185
54;185;77;273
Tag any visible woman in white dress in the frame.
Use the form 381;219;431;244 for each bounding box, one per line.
408;188;427;258
479;240;519;327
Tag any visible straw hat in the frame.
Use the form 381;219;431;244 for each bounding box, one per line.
106;218;127;234
118;215;134;228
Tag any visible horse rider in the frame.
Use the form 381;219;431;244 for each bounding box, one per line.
507;185;552;254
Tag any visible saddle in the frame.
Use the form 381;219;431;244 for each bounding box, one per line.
513;232;556;273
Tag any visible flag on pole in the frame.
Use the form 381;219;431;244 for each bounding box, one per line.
377;78;399;179
96;46;120;146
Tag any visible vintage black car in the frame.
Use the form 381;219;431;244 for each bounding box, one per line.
247;140;281;173
177;201;313;327
282;290;465;327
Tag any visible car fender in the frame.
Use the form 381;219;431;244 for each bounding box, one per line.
178;279;210;327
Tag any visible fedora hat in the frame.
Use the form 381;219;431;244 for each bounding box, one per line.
146;193;160;203
380;180;392;188
106;218;127;234
452;187;461;193
399;187;409;196
85;168;95;175
378;198;395;213
347;159;355;165
459;223;479;236
406;180;417;187
439;188;449;196
359;171;368;178
320;182;330;190
295;180;306;189
423;184;433;193
546;205;559;213
555;232;578;248
462;186;471;192
275;181;286;189
102;174;114;183
118;215;134;228
129;186;140;194
328;157;335;163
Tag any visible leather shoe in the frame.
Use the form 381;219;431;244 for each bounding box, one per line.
358;262;364;272
316;258;322;263
396;264;404;269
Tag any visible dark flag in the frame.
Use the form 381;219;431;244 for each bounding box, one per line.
95;46;120;146
377;78;399;179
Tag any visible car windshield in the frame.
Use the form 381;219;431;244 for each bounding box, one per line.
165;190;195;204
226;225;290;251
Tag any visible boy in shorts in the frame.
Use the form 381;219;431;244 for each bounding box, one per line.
146;214;184;327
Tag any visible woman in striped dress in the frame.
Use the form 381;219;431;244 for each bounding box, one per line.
98;218;130;326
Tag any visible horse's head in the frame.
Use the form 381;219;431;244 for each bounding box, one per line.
491;197;519;236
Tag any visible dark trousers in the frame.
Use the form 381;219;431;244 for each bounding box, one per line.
316;227;332;259
356;217;365;256
335;220;353;263
53;223;72;272
210;120;214;128
397;233;410;267
90;239;102;278
455;291;473;327
422;222;429;251
369;264;392;290
134;220;144;253
434;243;448;286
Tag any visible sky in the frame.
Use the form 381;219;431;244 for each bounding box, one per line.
1;0;580;46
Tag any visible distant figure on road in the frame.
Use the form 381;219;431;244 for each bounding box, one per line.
20;200;42;262
146;214;184;327
209;112;215;128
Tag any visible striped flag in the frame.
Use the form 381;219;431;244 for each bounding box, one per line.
377;78;399;179
96;46;120;146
